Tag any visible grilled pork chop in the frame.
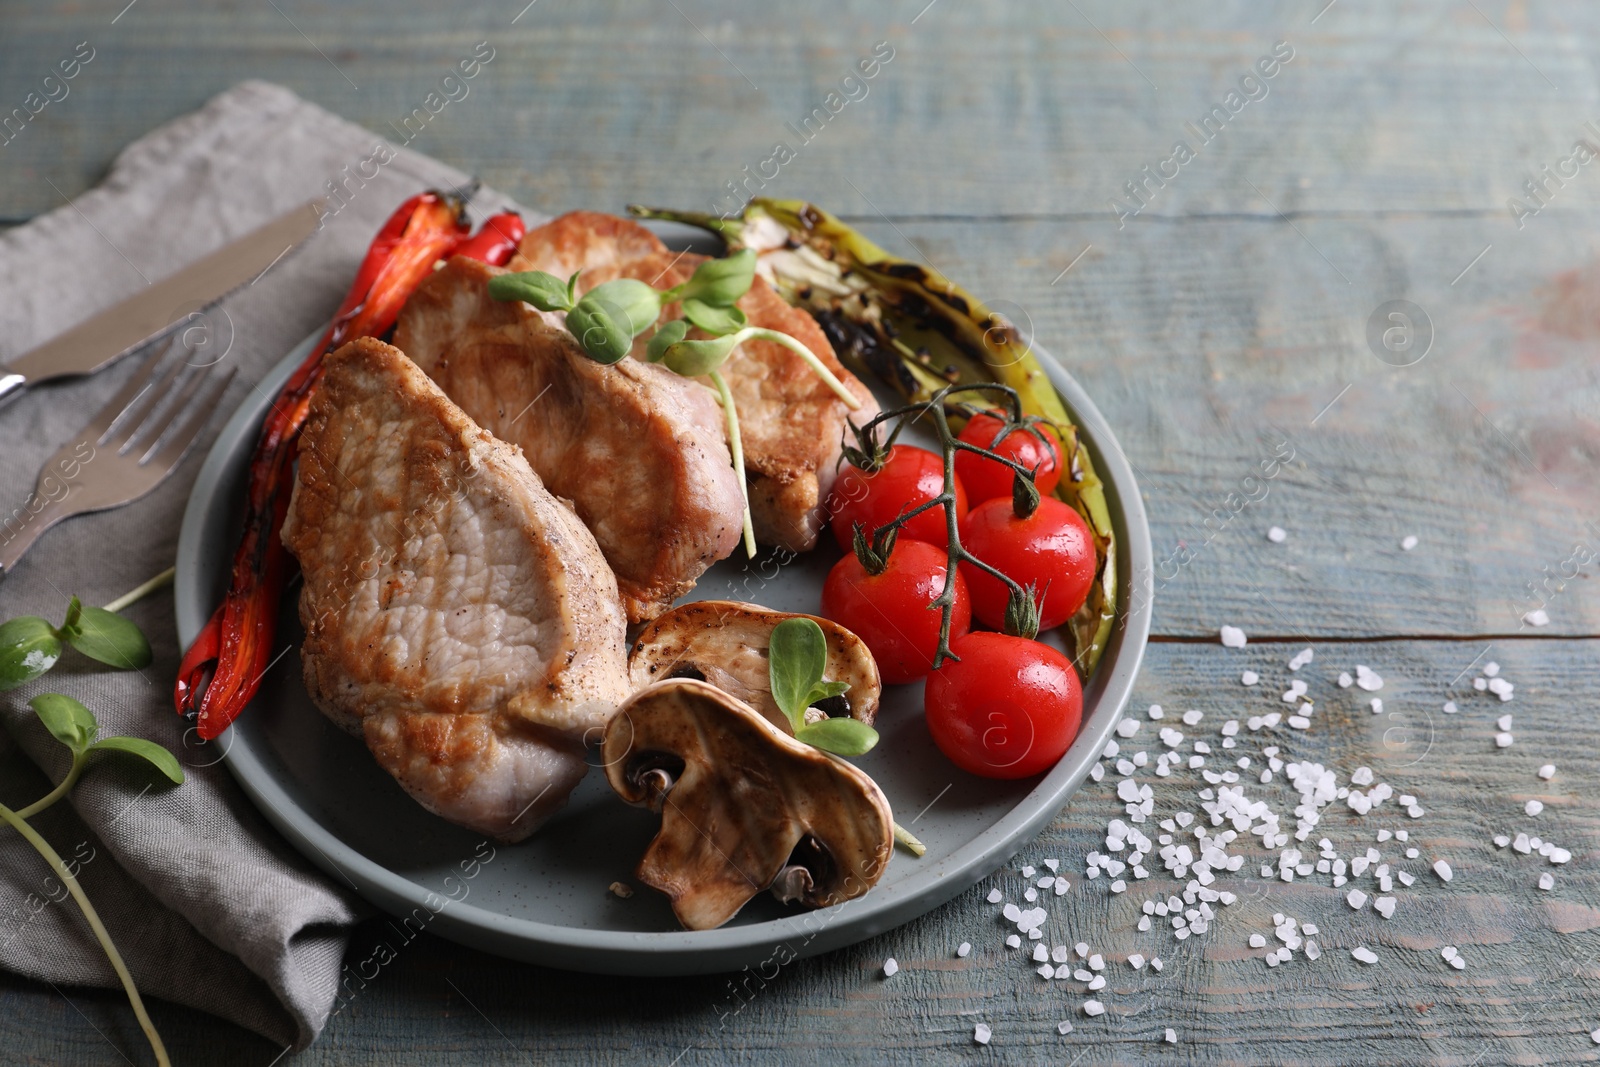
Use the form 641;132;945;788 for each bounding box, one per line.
282;337;631;841
394;256;744;621
508;211;879;552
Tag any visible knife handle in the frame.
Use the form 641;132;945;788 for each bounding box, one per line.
0;371;24;406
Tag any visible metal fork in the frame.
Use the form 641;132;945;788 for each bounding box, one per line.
0;340;236;579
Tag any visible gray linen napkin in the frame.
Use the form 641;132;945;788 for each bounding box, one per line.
0;80;526;1049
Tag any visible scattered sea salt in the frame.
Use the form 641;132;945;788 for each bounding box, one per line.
957;942;971;958
1057;1020;1074;1035
1352;946;1379;964
1401;535;1418;550
1288;648;1314;671
1495;733;1514;748
1524;609;1549;626
1220;625;1248;649
1525;800;1544;817
1241;671;1259;686
973;1023;991;1045
1433;860;1453;882
1355;665;1383;691
1083;1000;1105;1017
1268;526;1287;543
1338;672;1353;688
1539;873;1555;891
882;958;899;977
1165;1028;1178;1044
1443;701;1458;714
1537;764;1555;780
987;888;1003;904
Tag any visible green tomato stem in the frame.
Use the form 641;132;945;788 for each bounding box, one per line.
893;821;926;857
13;749;85;820
709;370;757;558
0;801;170;1067
742;328;862;410
101;567;175;615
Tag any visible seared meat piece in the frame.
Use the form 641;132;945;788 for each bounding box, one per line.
394;256;744;621
509;212;879;552
282;337;631;841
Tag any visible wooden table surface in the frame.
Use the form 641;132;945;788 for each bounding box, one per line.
4;2;1599;1063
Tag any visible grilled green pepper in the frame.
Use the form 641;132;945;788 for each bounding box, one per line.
630;199;1118;680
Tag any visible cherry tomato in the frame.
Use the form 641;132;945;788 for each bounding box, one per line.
954;411;1061;505
925;632;1082;778
821;537;971;684
958;496;1097;631
827;445;967;550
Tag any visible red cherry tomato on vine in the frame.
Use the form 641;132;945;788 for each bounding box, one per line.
954;411;1061;505
925;632;1082;779
821;537;971;684
958;496;1097;631
828;445;967;550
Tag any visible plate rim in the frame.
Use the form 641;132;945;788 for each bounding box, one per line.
175;323;1152;975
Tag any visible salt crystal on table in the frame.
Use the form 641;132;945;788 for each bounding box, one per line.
1347;889;1368;909
1352;946;1379;964
987;888;1004;904
1088;974;1107;990
1165;1028;1178;1044
1006;935;1021;949
1150;958;1163;971
1443;701;1458;714
1089;954;1105;971
1241;671;1259;686
1449;957;1465;970
1401;535;1418;550
1083;1000;1106;1017
1496;714;1512;732
1268;526;1287;543
1524;609;1549;626
1374;897;1397;919
1037;964;1055;979
1288;648;1314;671
1302;924;1318;935
883;958;899;977
1539;873;1555;891
1054;877;1070;896
1351;766;1374;786
1021;865;1035;878
1338;672;1353;688
1433;860;1453;882
1494;835;1510;848
1148;704;1164;720
1076;942;1090;957
1117;719;1140;738
1370;698;1383;714
1592;1028;1600;1045
1057;1020;1074;1035
1183;709;1204;725
1305;940;1321;960
1024;888;1038;902
1004;903;1022;922
957;942;971;957
1129;953;1146;970
1220;625;1248;648
1474;678;1488;691
1355;665;1383;691
1441;947;1457;961
1538;764;1556;780
1526;800;1544;817
1496;733;1514;748
973;1023;992;1045
1513;833;1531;854
1249;934;1267;948
1033;944;1049;963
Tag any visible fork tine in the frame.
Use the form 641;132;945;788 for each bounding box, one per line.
146;367;237;472
132;359;215;461
107;346;187;452
82;338;176;444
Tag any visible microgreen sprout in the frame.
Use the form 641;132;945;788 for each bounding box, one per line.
1;691;183;1066
0;568;170;690
489;249;861;557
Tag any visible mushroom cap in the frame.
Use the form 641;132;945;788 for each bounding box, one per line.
601;678;894;930
627;600;881;731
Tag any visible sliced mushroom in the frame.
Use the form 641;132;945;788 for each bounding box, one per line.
602;678;894;930
628;600;880;731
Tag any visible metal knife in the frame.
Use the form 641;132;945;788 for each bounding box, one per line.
0;197;326;405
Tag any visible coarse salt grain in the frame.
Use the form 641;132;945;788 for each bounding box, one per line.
1495;733;1514;748
883;958;899;977
1538;764;1556;780
973;1023;991;1045
1006;934;1021;949
1338;672;1353;688
1084;1000;1105;1017
1443;701;1457;714
1289;648;1314;671
1433;860;1453;882
987;888;1003;904
1352;946;1379;964
1347;889;1368;909
1220;625;1248;648
1268;526;1287;543
1539;873;1555;891
1497;714;1513;731
1526;800;1544;817
1165;1028;1177;1044
1401;535;1418;550
1355;665;1383;691
957;942;971;957
1057;1020;1074;1035
1524;609;1549;626
1148;704;1164;719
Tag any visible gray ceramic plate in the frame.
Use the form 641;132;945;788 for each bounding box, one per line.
174;275;1151;976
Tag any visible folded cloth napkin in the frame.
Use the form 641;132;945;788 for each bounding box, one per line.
0;80;527;1049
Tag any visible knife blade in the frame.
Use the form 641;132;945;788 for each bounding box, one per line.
0;197;326;404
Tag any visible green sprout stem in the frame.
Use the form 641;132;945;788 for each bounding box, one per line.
893;822;927;857
0;801;170;1067
709;370;758;558
13;749;85;820
101;567;175;615
737;328;861;410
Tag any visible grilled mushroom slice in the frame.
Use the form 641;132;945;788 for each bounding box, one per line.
627;600;880;732
602;678;894;930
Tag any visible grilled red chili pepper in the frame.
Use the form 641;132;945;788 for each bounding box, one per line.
176;194;522;739
454;210;526;266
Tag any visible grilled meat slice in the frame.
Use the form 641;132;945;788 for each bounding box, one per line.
394;255;744;621
509;211;879;552
281;337;631;841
